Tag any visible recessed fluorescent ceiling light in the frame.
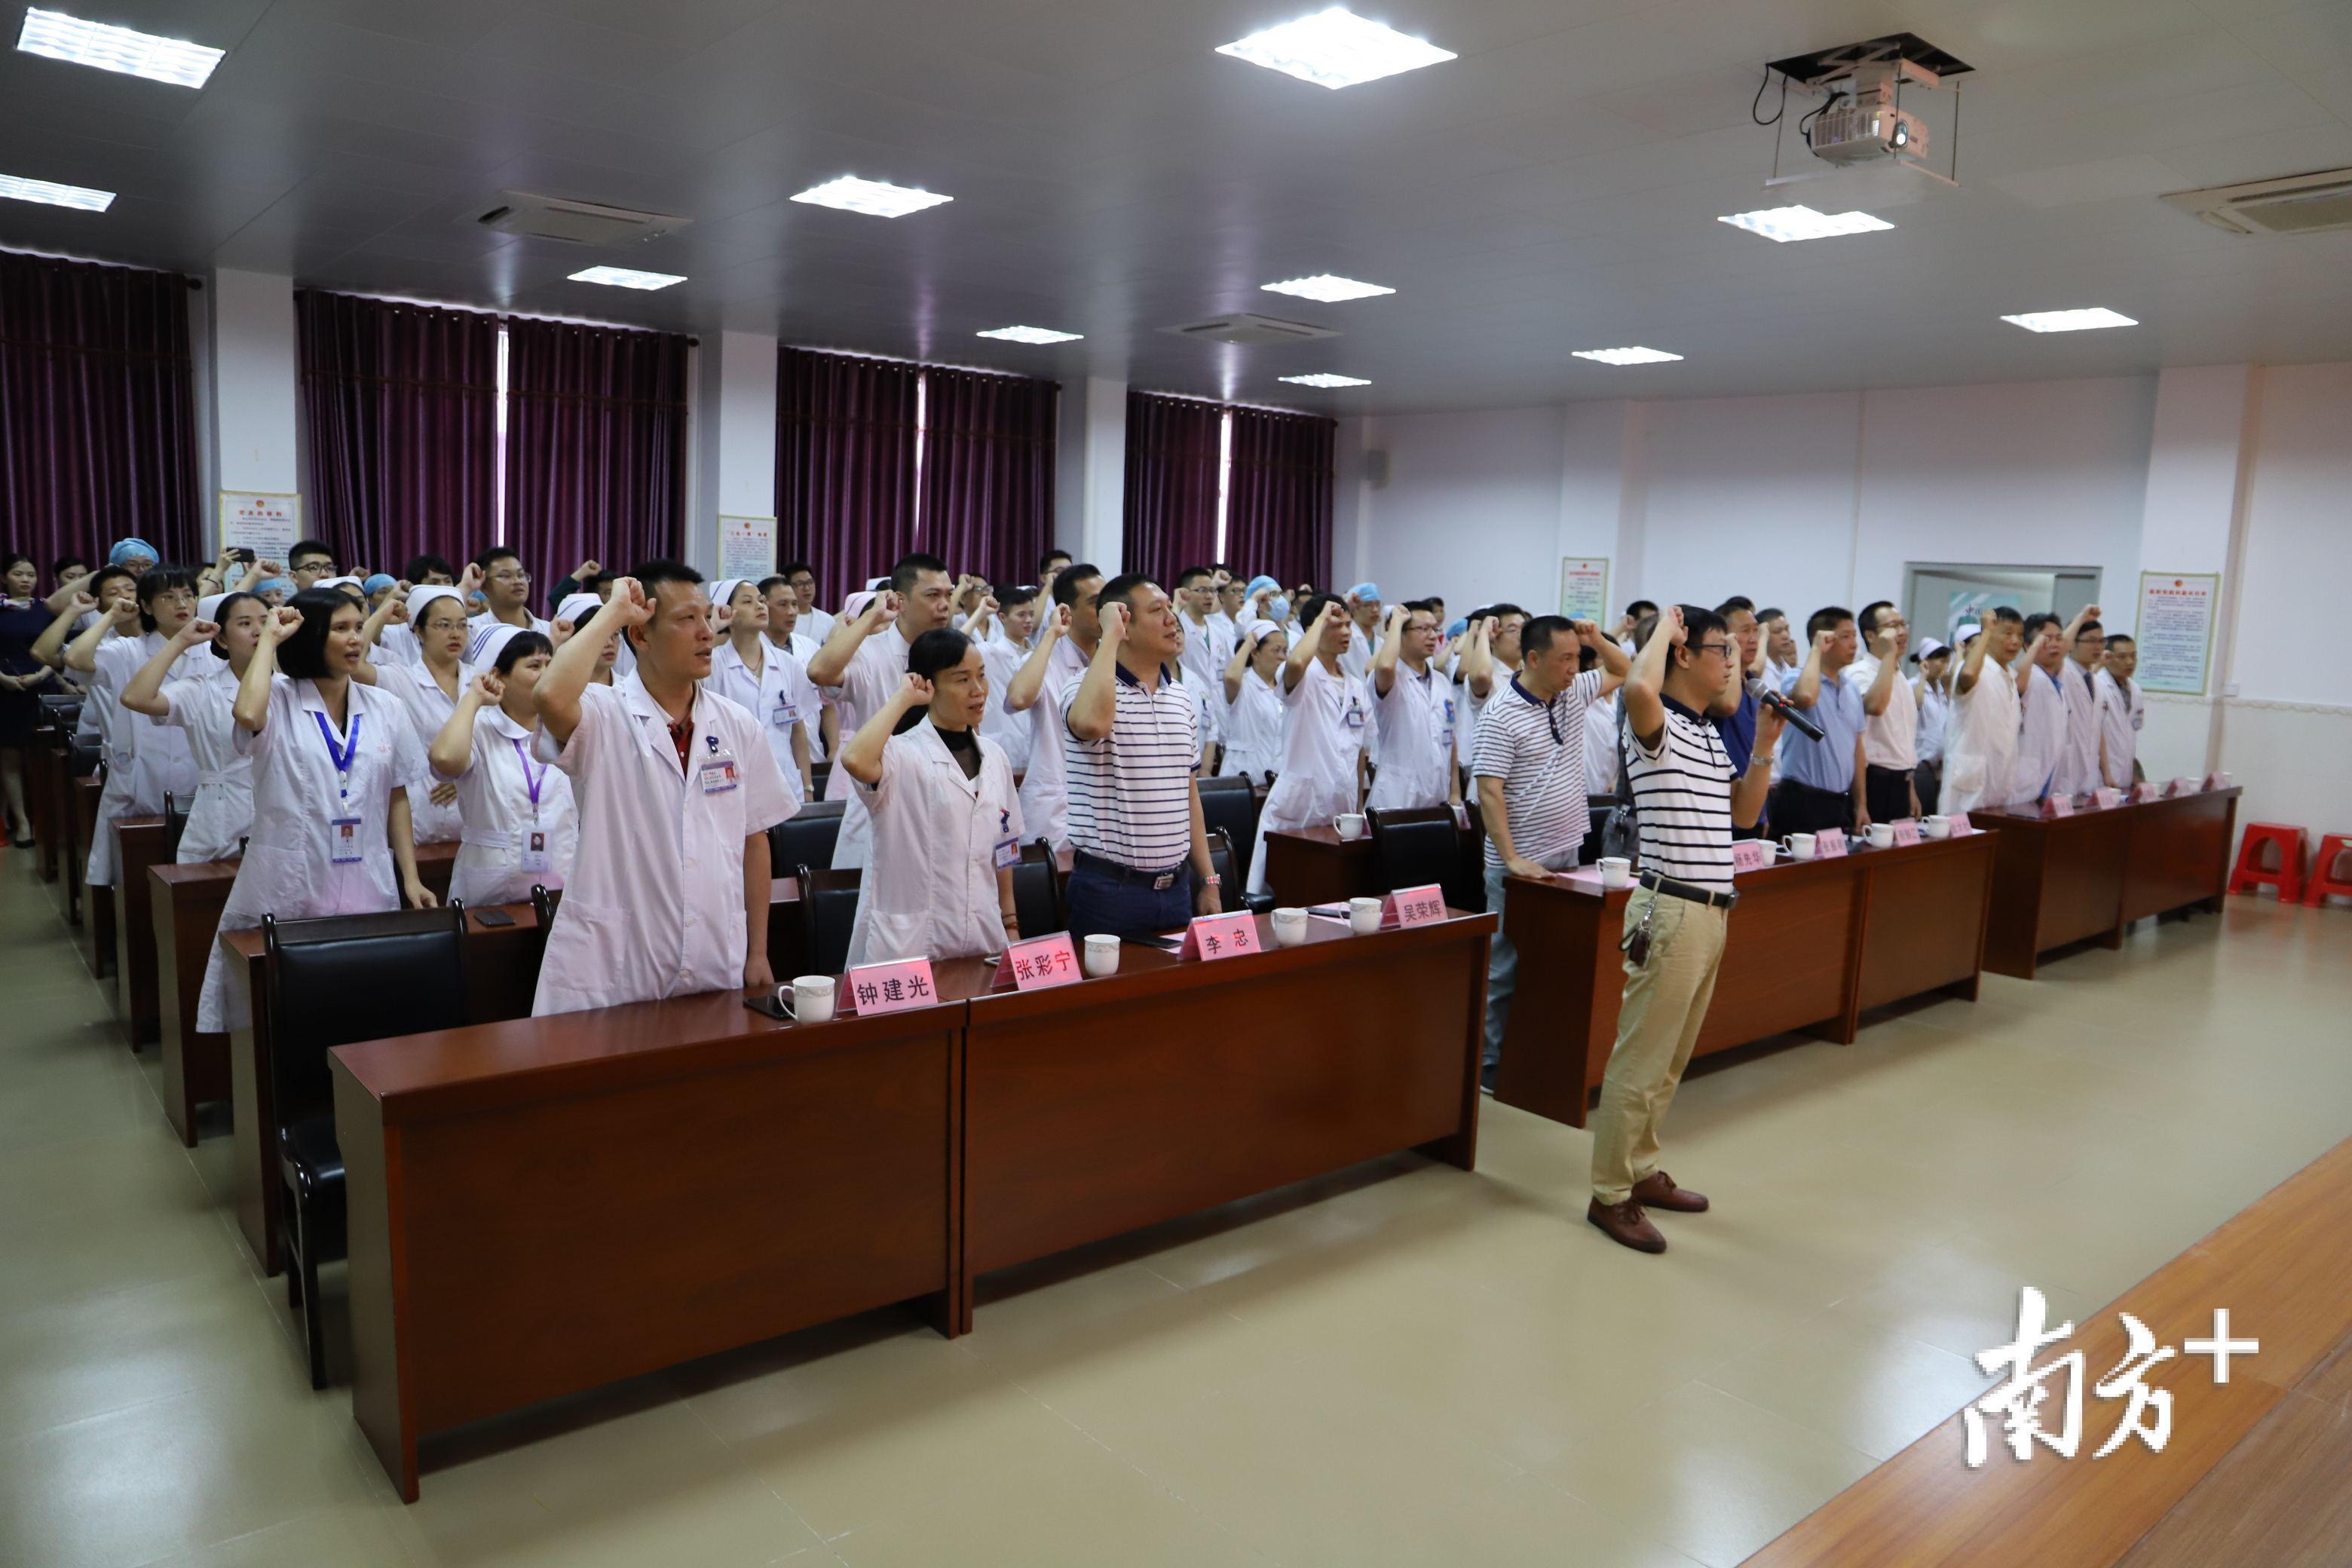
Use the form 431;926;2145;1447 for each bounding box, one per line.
1217;7;1456;89
15;8;225;87
791;176;952;218
0;172;115;211
1717;204;1894;243
977;326;1083;344
1573;347;1683;366
2000;307;2139;333
1280;373;1371;387
567;265;686;290
1262;274;1394;302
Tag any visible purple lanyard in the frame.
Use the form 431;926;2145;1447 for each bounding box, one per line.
510;737;547;819
313;711;361;801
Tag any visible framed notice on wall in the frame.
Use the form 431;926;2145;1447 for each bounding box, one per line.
718;515;776;582
219;492;299;561
2136;571;2219;696
1558;556;1609;624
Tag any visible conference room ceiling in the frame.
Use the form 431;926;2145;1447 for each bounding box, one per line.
5;0;2350;412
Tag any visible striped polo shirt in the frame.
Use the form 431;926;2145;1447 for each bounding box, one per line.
1625;694;1735;890
1065;660;1200;872
1471;669;1605;869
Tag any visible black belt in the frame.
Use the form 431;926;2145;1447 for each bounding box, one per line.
1638;868;1738;910
1071;849;1190;891
1775;779;1849;800
1864;763;1914;776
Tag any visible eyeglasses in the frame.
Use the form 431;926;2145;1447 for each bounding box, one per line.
490;568;531;583
1689;642;1734;658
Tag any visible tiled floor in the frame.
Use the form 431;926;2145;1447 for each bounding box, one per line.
2;850;2346;1568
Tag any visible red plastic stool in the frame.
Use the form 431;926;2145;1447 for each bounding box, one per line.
2229;823;2305;901
2303;833;2352;906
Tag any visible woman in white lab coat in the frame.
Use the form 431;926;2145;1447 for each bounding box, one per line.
1217;619;1288;782
119;592;265;862
552;593;623;686
1246;598;1368;896
379;585;471;844
70;567;207;889
195;590;434;1034
428;626;580;909
838;627;1023;968
704;577;815;809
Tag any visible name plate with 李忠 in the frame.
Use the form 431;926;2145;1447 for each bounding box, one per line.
1177;911;1260;962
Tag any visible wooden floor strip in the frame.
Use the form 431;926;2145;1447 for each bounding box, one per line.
1745;1136;2352;1567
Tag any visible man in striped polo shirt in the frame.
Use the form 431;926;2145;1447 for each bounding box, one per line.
1590;605;1784;1254
1062;574;1223;942
1472;614;1628;1093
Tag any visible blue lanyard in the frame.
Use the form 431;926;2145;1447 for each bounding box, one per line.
313;710;362;801
510;737;547;817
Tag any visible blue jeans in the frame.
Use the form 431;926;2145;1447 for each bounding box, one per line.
1065;859;1195;944
1482;862;1513;1088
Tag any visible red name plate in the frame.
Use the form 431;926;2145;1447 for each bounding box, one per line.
2042;794;2075;819
2167;777;2198;798
2132;781;2161;803
1813;829;1848;859
993;932;1080;991
2093;787;2124;810
1890;819;1922;847
1731;838;1773;874
1948;812;1974;835
1383;884;1447;928
844;958;940;1015
1178;911;1260;962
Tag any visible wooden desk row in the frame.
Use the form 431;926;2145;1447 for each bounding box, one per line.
324;910;1496;1501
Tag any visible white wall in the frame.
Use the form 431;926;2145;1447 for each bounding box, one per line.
207;270;299;519
691;329;776;576
1355;406;1573;614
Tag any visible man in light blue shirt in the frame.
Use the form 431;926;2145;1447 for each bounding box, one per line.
1771;605;1870;840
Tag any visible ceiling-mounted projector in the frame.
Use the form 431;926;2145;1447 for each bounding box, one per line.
1757;33;1971;188
1807;76;1929;166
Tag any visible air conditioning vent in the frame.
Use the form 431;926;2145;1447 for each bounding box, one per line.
1160;312;1339;347
2161;167;2352;236
468;191;691;246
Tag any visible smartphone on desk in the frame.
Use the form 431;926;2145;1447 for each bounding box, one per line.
475;909;515;928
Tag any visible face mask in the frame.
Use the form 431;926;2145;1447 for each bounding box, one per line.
1268;595;1291;625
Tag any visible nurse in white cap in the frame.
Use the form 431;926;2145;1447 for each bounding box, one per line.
379;583;471;844
428;623;580;908
118;591;265;862
704;577;816;809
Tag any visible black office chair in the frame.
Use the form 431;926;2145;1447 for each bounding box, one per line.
1367;806;1472;911
262;907;468;1388
68;737;102;779
1196;774;1260;887
809;763;831;800
770;799;847;877
38;694;82;730
1206;828;1276;915
161;792;192;859
795;864;862;976
1010;839;1064;937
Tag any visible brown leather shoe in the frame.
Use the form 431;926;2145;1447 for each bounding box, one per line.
1631;1171;1709;1214
1587;1198;1666;1254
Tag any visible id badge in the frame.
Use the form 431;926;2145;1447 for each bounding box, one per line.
329;815;364;865
697;757;740;795
772;695;798;729
520;828;551;874
992;835;1021;870
1346;704;1366;731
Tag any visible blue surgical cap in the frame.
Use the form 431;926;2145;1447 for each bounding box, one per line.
255;577;294;596
1348;581;1380;600
109;537;158;568
1445;617;1468;639
362;572;397;596
1245;574;1280;596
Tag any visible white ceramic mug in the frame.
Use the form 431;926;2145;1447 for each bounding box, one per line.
1083;933;1120;977
1334;813;1367;841
1783;831;1817;861
777;975;835;1024
1348;895;1383;934
1922;816;1951;839
1271;907;1309;947
1867;823;1894;848
1597;856;1632;890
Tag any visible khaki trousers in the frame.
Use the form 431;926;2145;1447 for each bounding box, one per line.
1590;887;1729;1205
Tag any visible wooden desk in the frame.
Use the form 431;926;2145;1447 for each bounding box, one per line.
112;816;170;1047
1496;834;1995;1129
960;910;1494;1331
332;988;964;1502
222;867;531;1274
1262;825;1383;905
764;847;1076;982
29;721;66;883
1972;789;2240;978
150;860;240;1147
75;776;109;963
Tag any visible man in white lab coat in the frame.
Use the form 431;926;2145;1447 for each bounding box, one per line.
806;553;957;868
529;562;796;1017
2095;632;2145;789
2056;611;2106;798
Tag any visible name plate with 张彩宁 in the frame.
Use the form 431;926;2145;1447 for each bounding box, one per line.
993;933;1080;991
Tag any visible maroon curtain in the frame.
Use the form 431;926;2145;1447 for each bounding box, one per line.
1121;391;1223;586
0;252;200;568
921;367;1057;591
299;291;497;578
504;317;689;594
1225;406;1334;591
776;347;920;611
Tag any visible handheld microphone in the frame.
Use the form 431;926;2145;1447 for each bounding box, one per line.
1756;685;1827;743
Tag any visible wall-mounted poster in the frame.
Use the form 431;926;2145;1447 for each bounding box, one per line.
1558;556;1609;624
718;515;776;583
2136;571;2219;696
219;491;299;561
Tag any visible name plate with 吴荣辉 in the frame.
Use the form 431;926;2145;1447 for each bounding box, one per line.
2093;787;2124;810
1383;884;1447;928
844;958;940;1015
1813;829;1848;859
2133;781;2162;804
1730;839;1774;874
1890;820;1922;847
994;932;1080;991
2042;794;2075;819
1178;911;1260;962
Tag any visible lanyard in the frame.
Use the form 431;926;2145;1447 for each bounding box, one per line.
510;736;547;819
313;710;362;801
